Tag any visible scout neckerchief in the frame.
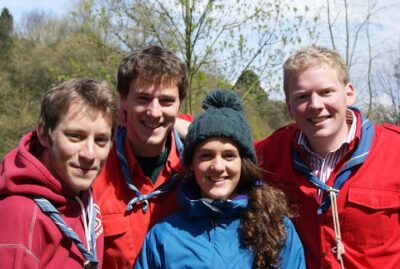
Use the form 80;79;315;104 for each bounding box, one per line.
33;190;98;269
116;127;183;213
293;108;374;268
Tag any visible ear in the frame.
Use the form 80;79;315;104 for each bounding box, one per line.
119;96;128;127
36;123;51;149
345;83;356;106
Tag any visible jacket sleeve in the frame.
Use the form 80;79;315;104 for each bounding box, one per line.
279;217;306;269
133;230;161;269
0;242;40;269
0;197;40;269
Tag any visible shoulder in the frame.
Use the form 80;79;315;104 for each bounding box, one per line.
279;216;306;268
0;195;55;228
149;211;189;234
373;122;400;145
282;216;295;230
281;216;303;247
0;196;40;244
144;211;194;243
0;195;37;215
379;123;400;135
177;114;193;122
254;124;297;164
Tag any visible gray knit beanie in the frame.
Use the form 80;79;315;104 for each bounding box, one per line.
183;89;256;165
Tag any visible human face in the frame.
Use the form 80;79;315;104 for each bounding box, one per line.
191;138;241;200
286;67;355;155
122;79;181;157
39;102;113;195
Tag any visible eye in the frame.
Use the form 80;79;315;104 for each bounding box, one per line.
95;136;111;147
223;151;239;161
66;133;83;142
320;89;333;96
295;93;308;101
135;95;151;104
198;152;213;160
159;97;176;106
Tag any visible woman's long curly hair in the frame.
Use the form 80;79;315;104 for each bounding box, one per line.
238;158;292;269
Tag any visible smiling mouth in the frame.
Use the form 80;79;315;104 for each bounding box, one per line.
309;116;329;123
208;177;228;183
72;165;97;173
143;121;163;129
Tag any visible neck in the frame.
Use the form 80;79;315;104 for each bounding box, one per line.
308;123;350;157
128;138;167;158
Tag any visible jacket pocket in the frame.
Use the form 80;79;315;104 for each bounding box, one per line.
343;187;400;249
102;214;128;237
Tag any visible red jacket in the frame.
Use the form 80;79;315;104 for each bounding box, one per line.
255;111;400;269
0;131;104;269
93;115;192;269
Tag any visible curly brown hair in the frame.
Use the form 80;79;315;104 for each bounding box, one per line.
239;159;292;269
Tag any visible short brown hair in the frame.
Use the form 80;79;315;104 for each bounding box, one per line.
39;78;119;137
283;46;349;99
117;45;188;100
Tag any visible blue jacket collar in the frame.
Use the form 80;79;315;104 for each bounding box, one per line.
178;176;248;218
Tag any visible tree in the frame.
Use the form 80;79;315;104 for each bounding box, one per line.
235;69;264;101
0;8;124;158
322;0;390;117
371;53;400;125
234;69;291;138
0;8;13;64
79;0;317;113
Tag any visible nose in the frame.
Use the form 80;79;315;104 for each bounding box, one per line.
210;156;225;173
309;93;323;110
147;99;162;118
79;140;95;161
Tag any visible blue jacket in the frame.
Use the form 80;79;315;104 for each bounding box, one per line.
134;178;306;269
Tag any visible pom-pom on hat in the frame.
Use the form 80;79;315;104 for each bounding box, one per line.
183;89;257;165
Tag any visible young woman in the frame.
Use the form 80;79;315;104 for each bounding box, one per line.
134;90;305;269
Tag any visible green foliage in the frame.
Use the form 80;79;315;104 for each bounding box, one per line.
0;73;38;159
0;8;13;64
233;69;292;139
0;9;124;157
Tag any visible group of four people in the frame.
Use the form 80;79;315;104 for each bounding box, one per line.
0;44;399;269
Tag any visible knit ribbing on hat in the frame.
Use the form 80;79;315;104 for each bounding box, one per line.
183;89;257;166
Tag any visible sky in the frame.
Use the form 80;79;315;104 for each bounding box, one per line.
0;0;73;23
1;0;398;51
